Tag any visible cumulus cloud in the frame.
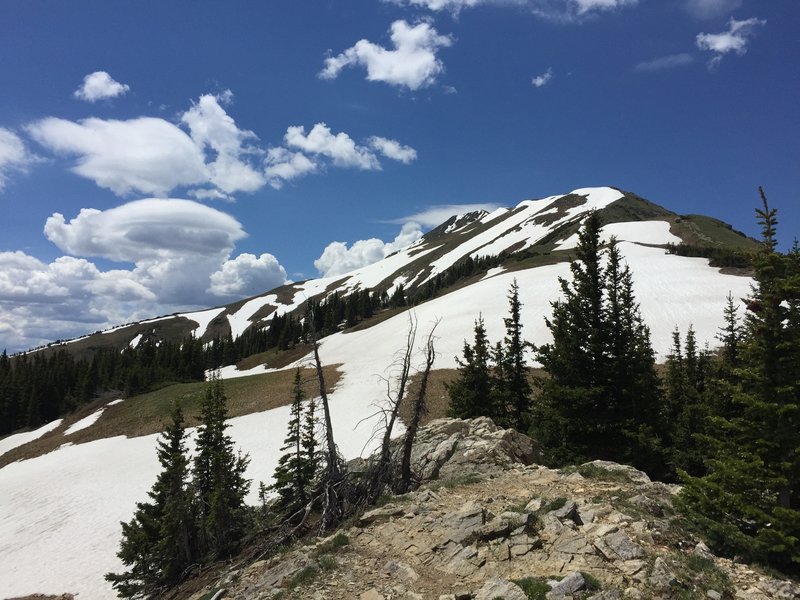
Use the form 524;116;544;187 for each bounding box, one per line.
634;53;694;72
0;250;157;351
265;147;318;189
0;128;37;191
181;91;267;194
208;253;289;297
684;0;742;19
391;203;501;227
696;17;766;68
314;222;423;277
0;199;291;351
73;71;130;102
285;123;380;170
368;136;418;164
320;20;453;90
531;67;554;87
265;124;416;188
27;92;268;197
26;116;208;196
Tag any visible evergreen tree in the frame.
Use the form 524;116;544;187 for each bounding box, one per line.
679;189;800;574
532;217;664;474
497;280;532;430
106;403;196;598
447;315;493;419
192;375;250;560
271;368;317;515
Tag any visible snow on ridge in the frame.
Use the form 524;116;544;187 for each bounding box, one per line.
480;207;509;224
570;186;625;207
227;295;278;339
425;196;561;280
555;220;681;251
64;409;105;435
181;307;226;339
0;419;63;458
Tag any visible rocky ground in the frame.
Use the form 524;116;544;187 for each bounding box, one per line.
189;418;798;600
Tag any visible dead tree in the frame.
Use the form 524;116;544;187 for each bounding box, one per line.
307;312;348;531
397;319;439;493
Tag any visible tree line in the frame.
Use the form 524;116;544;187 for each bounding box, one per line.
447;192;799;575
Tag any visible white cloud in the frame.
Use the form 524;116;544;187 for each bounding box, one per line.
73;71;130;102
391;203;501;227
368;136;418;164
265;147;318;189
181;91;267;194
684;0;742;19
44;198;245;263
634;53;694;72
398;0;482;13
27;92;267;197
531;67;554;87
696;17;766;68
320;20;453;90
0;128;37;191
26;116;208;196
314;222;423;277
572;0;637;15
0;199;291;351
390;0;638;21
285;123;380;170
208;253;289;297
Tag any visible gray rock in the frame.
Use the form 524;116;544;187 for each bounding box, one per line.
474;577;528;600
441;501;486;544
589;591;622;600
360;589;384;600
255;550;314;589
706;590;722;600
399;417;540;483
648;557;678;590
550;500;582;525
595;531;645;561
547;571;586;599
383;559;419;582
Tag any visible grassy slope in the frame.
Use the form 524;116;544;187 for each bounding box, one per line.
0;365;340;468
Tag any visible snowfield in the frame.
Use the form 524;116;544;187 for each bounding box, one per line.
0;202;755;598
64;408;105;435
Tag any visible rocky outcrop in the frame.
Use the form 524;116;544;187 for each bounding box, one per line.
191;418;799;600
398;416;540;482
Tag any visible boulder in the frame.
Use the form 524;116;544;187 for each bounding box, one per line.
474;577;528;600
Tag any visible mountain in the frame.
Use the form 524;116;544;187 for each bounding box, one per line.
0;187;760;599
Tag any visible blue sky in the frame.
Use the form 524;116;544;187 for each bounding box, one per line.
0;0;797;352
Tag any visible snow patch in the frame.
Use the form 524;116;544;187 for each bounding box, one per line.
181;307;226;339
0;419;63;458
129;333;143;349
64;409;105;435
107;399;125;406
227;295;277;339
556;220;680;250
481;266;506;280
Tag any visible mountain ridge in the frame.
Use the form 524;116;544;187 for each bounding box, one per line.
19;186;757;361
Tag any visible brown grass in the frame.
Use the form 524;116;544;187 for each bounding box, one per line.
0;366;340;468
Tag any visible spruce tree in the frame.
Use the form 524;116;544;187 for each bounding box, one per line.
533;217;664;473
447;315;493;419
106;403;196;598
678;189;800;574
271;368;317;515
192;375;250;560
498;280;532;430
